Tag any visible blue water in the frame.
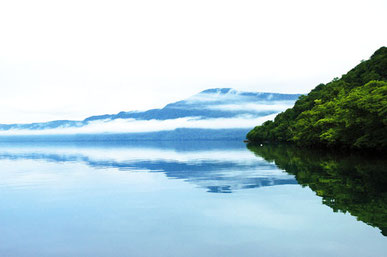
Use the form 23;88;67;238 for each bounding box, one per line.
0;141;385;257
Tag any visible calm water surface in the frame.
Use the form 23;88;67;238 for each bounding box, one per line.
0;141;385;257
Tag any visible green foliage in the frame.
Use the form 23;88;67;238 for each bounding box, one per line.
247;144;387;236
247;47;387;150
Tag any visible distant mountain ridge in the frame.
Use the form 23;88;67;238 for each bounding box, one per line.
85;88;300;121
0;88;301;132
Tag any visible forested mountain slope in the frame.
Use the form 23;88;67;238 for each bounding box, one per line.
247;47;387;150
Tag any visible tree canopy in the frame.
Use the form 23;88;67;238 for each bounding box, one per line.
247;47;387;150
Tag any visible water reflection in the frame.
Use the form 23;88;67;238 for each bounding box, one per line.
0;141;296;193
0;141;386;257
248;143;387;236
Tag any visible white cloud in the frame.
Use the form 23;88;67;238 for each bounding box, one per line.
207;102;294;112
186;89;242;103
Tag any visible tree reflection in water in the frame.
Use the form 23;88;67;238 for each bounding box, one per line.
247;143;387;236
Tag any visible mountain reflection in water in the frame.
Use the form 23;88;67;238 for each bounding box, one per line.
0;140;386;257
248;143;387;236
0;141;296;194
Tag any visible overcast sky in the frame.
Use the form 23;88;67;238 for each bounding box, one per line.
0;0;386;123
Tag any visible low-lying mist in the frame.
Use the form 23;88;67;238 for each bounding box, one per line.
0;114;277;135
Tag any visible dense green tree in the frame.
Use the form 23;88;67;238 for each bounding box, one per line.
247;47;387;150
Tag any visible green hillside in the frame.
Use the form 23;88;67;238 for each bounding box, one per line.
247;47;387;150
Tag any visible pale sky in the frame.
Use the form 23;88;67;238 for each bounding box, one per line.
0;0;386;123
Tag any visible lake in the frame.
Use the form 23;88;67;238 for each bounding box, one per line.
0;140;385;257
